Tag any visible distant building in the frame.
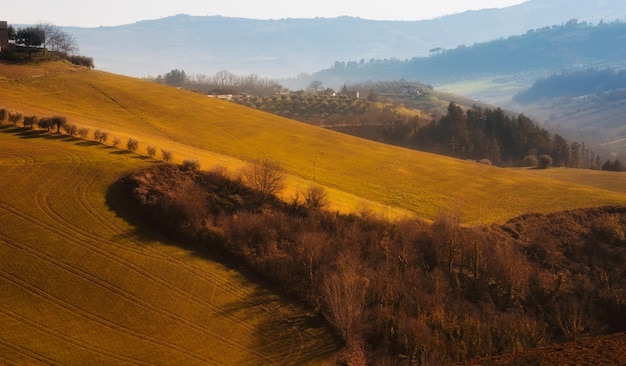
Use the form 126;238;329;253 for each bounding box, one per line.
0;21;8;51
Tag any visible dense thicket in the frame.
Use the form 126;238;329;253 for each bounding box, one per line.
514;68;626;104
413;102;591;167
110;163;626;365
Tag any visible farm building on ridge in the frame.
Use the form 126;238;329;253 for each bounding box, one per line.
0;21;9;51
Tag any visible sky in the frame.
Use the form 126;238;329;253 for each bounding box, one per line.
5;0;529;27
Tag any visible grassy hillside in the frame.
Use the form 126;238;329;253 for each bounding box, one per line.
2;61;626;224
0;128;337;365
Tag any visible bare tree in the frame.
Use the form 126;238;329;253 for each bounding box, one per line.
146;145;157;158
161;149;173;162
111;136;121;147
126;138;139;152
36;22;78;55
23;116;38;129
7;110;23;126
62;122;77;135
322;253;369;344
242;159;285;195
304;185;330;209
93;129;108;143
77;127;90;138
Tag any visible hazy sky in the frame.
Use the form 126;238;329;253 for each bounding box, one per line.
6;0;529;27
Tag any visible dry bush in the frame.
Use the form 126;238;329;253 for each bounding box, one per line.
23;115;38;129
77;127;90;138
146;145;157;158
161;149;173;162
242;159;285;195
126;138;139;152
94;129;109;143
111;136;121;148
181;159;200;171
304;185;330;209
62;123;77;136
8;110;23;126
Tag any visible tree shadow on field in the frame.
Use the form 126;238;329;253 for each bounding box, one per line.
75;140;99;146
104;177;341;364
111;150;132;155
218;286;340;364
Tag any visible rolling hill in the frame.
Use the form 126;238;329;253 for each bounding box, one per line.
0;128;337;365
56;0;626;79
2;60;626;364
2;60;626;224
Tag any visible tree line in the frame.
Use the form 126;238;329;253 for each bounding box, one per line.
111;161;626;365
146;69;285;96
514;67;626;104
0;107;174;163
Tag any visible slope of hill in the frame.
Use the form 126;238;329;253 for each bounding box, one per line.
2;60;626;224
54;0;626;78
0;129;338;365
311;20;626;89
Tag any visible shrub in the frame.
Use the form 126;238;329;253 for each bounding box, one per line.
111;136;121;147
521;155;539;167
62;123;78;136
37;116;54;131
0;107;7;122
304;185;330;209
8;110;23;126
161;149;173;162
181;158;200;171
478;158;492;166
538;155;553;169
23;116;38;129
94;129;109;143
67;55;94;68
77;127;90;138
146;145;157;158
126;138;139;152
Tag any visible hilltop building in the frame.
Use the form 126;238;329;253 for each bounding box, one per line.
0;21;9;51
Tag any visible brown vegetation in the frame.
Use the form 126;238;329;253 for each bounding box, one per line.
109;163;626;365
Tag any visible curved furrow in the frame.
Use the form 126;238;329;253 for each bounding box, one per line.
1;137;320;363
0;306;149;366
0;338;63;366
0;202;281;365
76;172;305;359
47;169;303;358
0;268;225;365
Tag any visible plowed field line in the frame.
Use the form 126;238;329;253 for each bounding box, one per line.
73;173;303;358
0;267;224;365
38;158;302;358
0;338;62;366
0;203;279;364
0;306;150;366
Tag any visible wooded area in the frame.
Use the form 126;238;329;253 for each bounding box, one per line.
111;163;626;364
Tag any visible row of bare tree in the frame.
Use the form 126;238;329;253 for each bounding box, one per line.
0;107;174;162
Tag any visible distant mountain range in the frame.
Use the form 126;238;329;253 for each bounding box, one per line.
61;0;626;79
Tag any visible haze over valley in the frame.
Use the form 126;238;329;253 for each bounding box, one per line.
2;0;626;365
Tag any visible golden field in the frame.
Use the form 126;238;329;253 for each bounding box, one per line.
0;129;337;365
2;60;626;364
1;61;626;224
